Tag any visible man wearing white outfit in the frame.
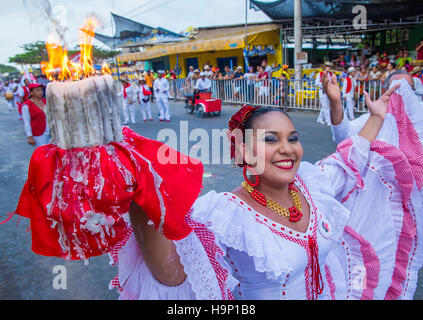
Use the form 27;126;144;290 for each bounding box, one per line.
316;62;333;126
342;67;356;121
195;72;211;92
120;78;137;125
137;78;153;122
154;70;171;122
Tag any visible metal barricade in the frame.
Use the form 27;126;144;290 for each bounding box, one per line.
167;78;384;113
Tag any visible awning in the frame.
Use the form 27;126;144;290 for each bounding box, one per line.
250;0;423;21
117;23;280;62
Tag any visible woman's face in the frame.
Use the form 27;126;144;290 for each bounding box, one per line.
244;111;303;187
32;87;43;99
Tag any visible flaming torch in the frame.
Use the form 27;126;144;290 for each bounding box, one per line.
12;18;204;262
42;17;122;149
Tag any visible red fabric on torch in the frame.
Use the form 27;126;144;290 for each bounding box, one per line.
15;127;204;260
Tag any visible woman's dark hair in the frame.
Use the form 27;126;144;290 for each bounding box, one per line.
388;62;396;69
228;106;293;166
244;107;291;132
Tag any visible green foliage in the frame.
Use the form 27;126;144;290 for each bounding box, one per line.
9;41;48;65
0;64;19;74
8;41;120;65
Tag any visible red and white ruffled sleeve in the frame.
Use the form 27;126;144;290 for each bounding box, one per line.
109;193;239;300
320;81;423;299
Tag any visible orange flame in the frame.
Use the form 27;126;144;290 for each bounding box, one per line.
101;62;111;75
41;17;111;81
79;17;99;78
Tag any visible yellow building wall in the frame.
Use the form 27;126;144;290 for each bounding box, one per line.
135;29;286;79
168;49;245;78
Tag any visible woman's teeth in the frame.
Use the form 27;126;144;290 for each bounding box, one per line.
273;160;294;168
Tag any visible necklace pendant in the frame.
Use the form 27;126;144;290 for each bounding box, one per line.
251;190;267;206
289;206;303;222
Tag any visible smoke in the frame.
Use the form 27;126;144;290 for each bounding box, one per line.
23;0;68;47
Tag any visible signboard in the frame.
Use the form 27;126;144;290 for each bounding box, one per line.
296;52;308;64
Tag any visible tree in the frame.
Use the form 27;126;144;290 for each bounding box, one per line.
8;41;120;66
0;64;19;74
8;41;48;65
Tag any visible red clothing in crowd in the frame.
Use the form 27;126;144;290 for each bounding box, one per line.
24;99;47;136
418;46;423;60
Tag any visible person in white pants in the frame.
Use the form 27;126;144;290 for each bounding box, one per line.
316;62;333;126
342;67;356;121
120;79;137;125
5;80;17;112
137;78;153;122
154;70;171;122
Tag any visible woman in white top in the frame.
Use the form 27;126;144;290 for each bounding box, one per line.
369;66;382;81
108;73;423;300
137;78;153;122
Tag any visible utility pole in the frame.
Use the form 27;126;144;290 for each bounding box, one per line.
244;0;249;70
294;0;302;82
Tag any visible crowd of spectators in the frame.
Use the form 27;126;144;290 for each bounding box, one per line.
331;40;423;86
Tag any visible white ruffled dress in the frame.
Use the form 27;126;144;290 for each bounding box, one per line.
109;79;423;300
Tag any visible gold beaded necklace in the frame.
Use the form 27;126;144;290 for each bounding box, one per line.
241;181;303;222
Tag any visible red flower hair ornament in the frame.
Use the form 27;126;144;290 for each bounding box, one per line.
227;104;260;167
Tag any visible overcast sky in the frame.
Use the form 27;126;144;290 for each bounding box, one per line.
0;0;272;67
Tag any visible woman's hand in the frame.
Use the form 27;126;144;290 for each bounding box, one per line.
323;71;343;125
364;83;400;121
322;71;341;103
27;137;36;146
359;83;401;142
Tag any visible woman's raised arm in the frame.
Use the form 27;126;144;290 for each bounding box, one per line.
129;201;187;287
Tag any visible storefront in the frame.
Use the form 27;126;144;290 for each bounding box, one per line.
116;22;283;78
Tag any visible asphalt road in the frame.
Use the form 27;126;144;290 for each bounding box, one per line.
0;98;421;300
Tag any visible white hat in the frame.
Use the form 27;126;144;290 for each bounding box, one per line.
200;72;205;76
204;65;210;70
324;61;333;67
157;70;164;74
348;67;356;73
236;66;243;70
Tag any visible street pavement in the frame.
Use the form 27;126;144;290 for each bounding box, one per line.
0;98;421;300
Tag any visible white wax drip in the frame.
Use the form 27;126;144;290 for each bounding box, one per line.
46;75;123;149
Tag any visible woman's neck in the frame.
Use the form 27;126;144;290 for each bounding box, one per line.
255;179;290;201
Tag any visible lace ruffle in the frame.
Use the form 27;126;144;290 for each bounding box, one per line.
190;191;294;281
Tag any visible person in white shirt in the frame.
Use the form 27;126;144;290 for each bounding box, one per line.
187;66;195;85
203;65;213;78
137;78;153;122
315;62;333;126
342;67;357;120
17;78;31;121
154;70;171;122
119;78;137;125
4;81;16;112
195;72;211;92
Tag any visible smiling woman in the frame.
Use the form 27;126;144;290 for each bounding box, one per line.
111;75;423;300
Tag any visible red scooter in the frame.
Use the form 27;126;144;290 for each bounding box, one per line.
184;90;221;118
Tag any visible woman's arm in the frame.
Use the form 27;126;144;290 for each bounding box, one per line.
129;201;187;287
358;84;400;142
